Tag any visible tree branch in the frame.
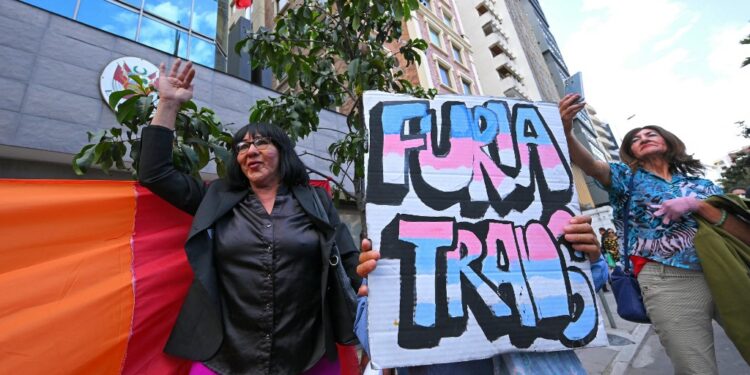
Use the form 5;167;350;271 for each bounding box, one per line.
317;126;349;135
306;166;356;200
298;150;337;164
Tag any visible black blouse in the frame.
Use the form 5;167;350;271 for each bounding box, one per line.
205;187;324;375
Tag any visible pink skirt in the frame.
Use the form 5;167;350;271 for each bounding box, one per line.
188;355;341;375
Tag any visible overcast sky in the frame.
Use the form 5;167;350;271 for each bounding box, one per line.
538;0;750;176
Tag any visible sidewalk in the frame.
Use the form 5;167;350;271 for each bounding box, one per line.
575;289;651;375
627;321;749;374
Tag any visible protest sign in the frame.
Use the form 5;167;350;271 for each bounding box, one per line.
363;92;608;368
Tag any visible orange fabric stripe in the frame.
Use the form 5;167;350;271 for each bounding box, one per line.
0;179;136;374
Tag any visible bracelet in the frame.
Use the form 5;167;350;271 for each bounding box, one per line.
712;209;728;227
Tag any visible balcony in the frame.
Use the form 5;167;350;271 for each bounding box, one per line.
479;12;510;41
496;61;524;82
492;53;512;69
478;5;502;27
504;84;531;101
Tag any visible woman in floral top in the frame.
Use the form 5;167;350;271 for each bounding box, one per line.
559;94;750;375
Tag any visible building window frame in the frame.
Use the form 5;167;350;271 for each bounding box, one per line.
434;56;456;92
22;0;225;70
459;75;473;95
427;23;443;50
450;42;463;64
441;10;453;29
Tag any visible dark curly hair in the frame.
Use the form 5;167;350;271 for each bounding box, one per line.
226;122;309;190
620;125;705;176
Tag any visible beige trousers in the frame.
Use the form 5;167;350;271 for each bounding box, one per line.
638;262;718;375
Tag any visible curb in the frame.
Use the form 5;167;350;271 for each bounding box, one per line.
606;324;652;375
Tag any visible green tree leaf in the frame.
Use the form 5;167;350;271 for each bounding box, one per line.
108;89;136;110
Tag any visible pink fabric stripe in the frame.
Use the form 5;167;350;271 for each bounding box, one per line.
121;185;194;375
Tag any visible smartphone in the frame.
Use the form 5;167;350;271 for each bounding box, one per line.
564;72;585;103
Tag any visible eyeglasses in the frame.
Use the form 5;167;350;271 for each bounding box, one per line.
235;137;273;153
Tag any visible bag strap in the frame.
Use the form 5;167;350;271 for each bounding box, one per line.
622;174;636;272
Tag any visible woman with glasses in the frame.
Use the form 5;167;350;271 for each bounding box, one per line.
559;93;750;374
138;60;361;375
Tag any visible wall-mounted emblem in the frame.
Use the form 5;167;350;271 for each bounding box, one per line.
100;57;159;110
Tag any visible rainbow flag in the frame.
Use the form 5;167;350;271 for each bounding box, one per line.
0;179;194;374
0;179;360;374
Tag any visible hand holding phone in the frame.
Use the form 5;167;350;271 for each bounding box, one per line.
564;72;585;103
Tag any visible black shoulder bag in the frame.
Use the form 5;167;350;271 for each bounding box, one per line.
609;175;651;323
310;188;359;345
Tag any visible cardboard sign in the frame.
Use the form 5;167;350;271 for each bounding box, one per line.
363;92;608;368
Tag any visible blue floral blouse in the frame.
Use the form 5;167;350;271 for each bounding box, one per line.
605;162;723;271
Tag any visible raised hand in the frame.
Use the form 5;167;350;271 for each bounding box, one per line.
558;93;586;135
157;59;195;105
151;60;196;130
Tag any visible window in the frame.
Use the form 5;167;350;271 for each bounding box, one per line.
193;0;218;38
190;36;216;68
22;0;227;71
428;27;441;47
24;0;224;70
21;0;75;17
476;3;489;16
77;0;138;40
119;0;143;6
451;44;462;63
482;22;494;36
139;16;188;59
489;43;505;57
145;0;192;27
437;64;452;87
442;12;453;28
461;79;472;95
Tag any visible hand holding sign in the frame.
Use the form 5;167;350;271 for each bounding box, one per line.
357;238;379;296
562;215;602;262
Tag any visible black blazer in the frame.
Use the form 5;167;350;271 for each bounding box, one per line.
138;126;361;361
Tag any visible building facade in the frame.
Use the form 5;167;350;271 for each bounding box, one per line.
502;0;612;210
0;1;350;186
407;0;482;96
587;105;621;162
456;0;540;100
